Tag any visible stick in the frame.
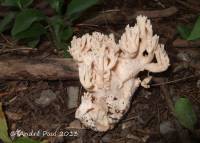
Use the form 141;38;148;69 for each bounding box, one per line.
176;0;200;12
0;58;78;80
78;6;178;26
157;78;191;143
129;6;178;19
173;38;200;48
151;74;199;87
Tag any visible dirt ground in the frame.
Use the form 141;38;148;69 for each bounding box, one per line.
0;0;200;143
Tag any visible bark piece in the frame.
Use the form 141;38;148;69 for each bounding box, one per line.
79;6;178;26
173;38;200;48
0;58;78;80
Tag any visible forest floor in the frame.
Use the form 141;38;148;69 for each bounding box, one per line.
0;0;200;143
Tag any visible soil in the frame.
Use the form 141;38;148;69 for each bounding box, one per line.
0;0;200;143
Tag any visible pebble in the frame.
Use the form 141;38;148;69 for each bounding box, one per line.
172;63;189;73
160;121;175;135
177;52;191;62
35;89;57;107
196;79;200;89
102;134;113;143
67;86;79;109
69;120;82;129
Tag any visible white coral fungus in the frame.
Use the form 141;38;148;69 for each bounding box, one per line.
69;15;170;132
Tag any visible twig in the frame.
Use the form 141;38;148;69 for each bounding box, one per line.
0;92;10;97
0;86;30;97
129;6;178;20
100;9;120;13
151;74;199;87
0;34;15;46
134;128;159;135
80;10;125;25
75;23;99;27
176;0;200;12
122;116;137;122
79;6;178;26
173;38;200;48
0;58;78;80
159;78;191;143
159;79;175;113
0;47;37;55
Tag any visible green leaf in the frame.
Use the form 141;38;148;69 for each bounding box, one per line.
11;9;45;36
1;0;33;8
0;102;12;143
187;16;200;40
49;16;64;37
63;46;71;58
177;16;200;41
1;0;18;7
13;137;41;143
27;38;40;48
49;17;73;50
14;23;46;39
47;0;64;14
63;41;72;58
68;12;82;22
67;0;99;20
0;12;15;33
17;0;33;9
177;25;191;40
175;97;197;130
60;26;73;41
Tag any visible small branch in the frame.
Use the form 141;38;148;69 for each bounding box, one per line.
75;23;99;27
159;80;175;114
173;38;200;48
0;47;37;55
78;10;126;25
176;0;200;12
0;58;78;80
78;6;178;26
0;87;28;97
151;74;199;87
100;9;120;13
129;6;178;20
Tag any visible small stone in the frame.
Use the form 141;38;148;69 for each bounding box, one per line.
102;134;113;143
67;86;79;108
177;52;190;62
173;63;189;73
197;80;200;89
160;121;175;135
35;89;57;107
69;120;82;129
